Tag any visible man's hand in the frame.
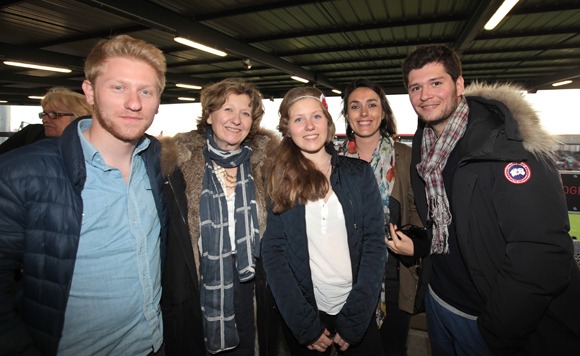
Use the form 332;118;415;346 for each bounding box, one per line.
307;329;333;352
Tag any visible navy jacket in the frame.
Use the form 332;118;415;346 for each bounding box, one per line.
0;117;168;356
262;146;386;346
411;86;580;355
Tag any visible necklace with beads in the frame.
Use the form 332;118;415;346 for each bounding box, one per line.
214;165;237;190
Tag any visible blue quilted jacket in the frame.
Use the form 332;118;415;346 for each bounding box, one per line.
262;146;386;346
0;117;168;356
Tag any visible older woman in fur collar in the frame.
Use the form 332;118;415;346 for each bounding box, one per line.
159;78;279;356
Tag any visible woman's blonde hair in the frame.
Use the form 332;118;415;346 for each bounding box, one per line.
41;87;93;118
267;87;335;213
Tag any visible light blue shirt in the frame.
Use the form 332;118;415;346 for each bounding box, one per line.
58;119;162;356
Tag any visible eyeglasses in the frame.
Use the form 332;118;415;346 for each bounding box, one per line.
39;111;73;119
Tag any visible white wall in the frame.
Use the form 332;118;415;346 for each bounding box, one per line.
7;89;580;137
147;90;580;137
147;94;416;136
9;104;41;131
531;89;580;135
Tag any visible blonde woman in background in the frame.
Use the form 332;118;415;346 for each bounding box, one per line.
0;87;92;155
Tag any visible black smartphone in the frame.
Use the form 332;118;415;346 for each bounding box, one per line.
385;224;393;241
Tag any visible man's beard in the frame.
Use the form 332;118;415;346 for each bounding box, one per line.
420;113;451;130
93;100;152;143
419;89;461;129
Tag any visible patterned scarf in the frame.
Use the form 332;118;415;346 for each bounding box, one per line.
337;135;395;327
416;97;469;255
199;128;260;353
337;136;395;223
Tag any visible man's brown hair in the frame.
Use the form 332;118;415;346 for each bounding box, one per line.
402;45;462;89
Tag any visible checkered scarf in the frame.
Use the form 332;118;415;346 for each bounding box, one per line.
199;128;259;353
416;97;469;254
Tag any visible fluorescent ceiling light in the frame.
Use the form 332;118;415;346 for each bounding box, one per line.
0;100;7;103
484;0;519;30
332;89;342;94
4;61;71;73
174;37;227;57
291;76;309;83
176;83;202;90
178;97;196;101
28;96;45;99
552;80;572;87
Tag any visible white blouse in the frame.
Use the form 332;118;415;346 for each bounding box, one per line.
306;192;352;315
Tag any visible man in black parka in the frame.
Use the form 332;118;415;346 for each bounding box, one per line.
403;44;580;356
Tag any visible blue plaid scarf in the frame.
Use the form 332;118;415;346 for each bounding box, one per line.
199;129;259;353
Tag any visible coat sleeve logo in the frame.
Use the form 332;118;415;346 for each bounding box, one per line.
504;162;531;184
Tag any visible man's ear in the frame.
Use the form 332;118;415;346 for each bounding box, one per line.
82;80;95;105
456;76;465;97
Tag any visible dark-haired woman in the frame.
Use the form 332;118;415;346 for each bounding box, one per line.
337;78;429;356
160;78;279;355
263;86;386;355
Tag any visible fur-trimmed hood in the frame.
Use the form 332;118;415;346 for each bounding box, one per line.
464;82;557;160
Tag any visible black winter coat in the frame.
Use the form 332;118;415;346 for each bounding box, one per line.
0;124;46;156
262;146;386;347
411;85;580;356
0;117;168;356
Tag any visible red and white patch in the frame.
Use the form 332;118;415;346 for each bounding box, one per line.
504;162;531;184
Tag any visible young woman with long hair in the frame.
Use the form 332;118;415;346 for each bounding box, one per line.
262;86;386;355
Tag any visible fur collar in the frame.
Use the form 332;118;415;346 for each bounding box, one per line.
160;127;280;178
160;127;279;286
464;82;557;160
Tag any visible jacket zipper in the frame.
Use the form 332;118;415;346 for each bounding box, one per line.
166;177;188;226
343;192;357;285
348;194;357;230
